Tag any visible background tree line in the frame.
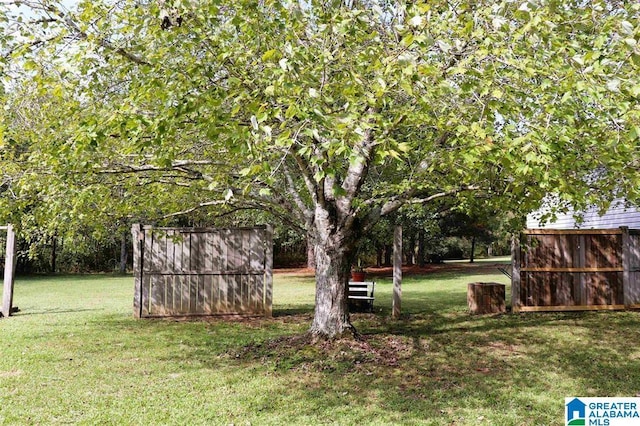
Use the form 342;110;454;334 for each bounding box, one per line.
11;206;514;274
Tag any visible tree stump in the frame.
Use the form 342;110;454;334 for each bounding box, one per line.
467;282;506;314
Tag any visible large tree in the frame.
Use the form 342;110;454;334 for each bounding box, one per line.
2;0;640;338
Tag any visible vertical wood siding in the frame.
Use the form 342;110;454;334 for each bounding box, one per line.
512;228;640;312
628;230;640;306
1;225;17;318
0;232;5;263
132;225;273;318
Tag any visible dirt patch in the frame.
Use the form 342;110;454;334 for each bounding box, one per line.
231;332;417;372
274;267;315;275
274;261;510;278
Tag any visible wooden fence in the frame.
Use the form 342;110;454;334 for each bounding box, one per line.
0;231;5;270
132;225;273;318
1;225;17;318
512;228;640;312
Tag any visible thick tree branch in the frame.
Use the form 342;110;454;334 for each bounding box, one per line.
2;35;61;58
282;163;313;221
341;108;378;202
136;179;192;187
380;185;482;216
248;182;309;226
95;160;217;182
361;185;483;235
161;200;227;219
292;151;319;205
336;108;378;231
161;194;306;234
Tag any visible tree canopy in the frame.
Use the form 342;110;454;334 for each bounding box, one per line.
2;0;640;337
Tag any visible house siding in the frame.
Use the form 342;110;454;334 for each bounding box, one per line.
527;199;640;229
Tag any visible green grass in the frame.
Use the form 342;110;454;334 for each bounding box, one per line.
1;267;640;425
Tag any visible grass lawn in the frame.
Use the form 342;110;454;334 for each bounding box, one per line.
2;263;640;425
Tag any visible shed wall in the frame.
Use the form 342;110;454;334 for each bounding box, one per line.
132;225;273;318
527;198;640;230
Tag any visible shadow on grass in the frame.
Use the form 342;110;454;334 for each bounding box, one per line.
15;273;131;282
237;315;637;423
16;308;104;316
273;305;315;317
206;286;640;424
33;277;638;425
84;299;637;424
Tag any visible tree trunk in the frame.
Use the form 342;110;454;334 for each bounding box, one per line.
384;244;392;266
470;236;476;263
310;239;357;339
119;231;128;274
376;247;383;267
306;236;316;270
405;235;415;266
308;201;360;339
50;234;57;274
417;230;426;267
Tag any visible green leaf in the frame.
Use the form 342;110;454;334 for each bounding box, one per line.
397;142;410;153
400;33;414;47
261;49;277;62
285;104;298;119
400;79;413;96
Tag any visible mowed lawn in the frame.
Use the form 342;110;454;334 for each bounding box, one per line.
2;264;640;425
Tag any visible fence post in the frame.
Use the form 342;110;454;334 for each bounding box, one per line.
264;225;273;318
577;234;586;305
2;225;17;318
511;233;521;313
131;224;143;318
622;226;631;306
392;225;402;319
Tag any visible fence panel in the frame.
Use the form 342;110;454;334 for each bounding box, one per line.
628;231;640;306
132;225;273;318
1;225;17;318
514;229;627;312
0;232;5;281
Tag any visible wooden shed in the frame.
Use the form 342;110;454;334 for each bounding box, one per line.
132;225;273;318
511;228;640;312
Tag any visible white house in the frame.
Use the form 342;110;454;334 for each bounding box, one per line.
526;198;640;229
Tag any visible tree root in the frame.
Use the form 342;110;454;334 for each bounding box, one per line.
309;322;362;343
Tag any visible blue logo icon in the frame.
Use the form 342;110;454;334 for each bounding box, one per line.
566;398;586;425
